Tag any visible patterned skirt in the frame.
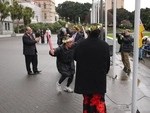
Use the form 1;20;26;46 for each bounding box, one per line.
83;94;107;113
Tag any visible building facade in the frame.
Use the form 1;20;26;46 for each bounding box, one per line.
15;0;56;23
18;1;42;24
34;0;55;23
107;0;124;10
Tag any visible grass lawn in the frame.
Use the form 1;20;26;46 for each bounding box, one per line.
107;31;150;38
107;27;150;38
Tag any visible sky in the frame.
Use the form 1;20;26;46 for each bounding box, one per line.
55;0;150;12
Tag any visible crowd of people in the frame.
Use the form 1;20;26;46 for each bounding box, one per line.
23;24;150;112
22;24;110;113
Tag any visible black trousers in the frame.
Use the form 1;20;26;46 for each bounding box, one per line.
25;54;38;73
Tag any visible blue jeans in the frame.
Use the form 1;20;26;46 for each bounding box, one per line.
139;48;143;58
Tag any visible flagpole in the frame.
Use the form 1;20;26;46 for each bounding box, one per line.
132;0;141;112
105;0;107;42
97;0;100;23
112;0;116;78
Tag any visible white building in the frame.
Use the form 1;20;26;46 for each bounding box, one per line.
18;1;42;24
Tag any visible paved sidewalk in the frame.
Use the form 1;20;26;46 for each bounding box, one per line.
0;35;150;113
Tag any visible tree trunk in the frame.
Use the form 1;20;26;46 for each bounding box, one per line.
17;19;19;33
0;21;3;35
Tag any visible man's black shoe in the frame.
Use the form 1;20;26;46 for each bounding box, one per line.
123;67;127;72
28;72;35;75
126;69;131;76
34;70;42;74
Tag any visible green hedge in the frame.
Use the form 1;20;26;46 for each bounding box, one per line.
14;20;68;34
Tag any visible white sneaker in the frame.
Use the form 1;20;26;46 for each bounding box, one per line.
63;86;73;93
56;82;62;92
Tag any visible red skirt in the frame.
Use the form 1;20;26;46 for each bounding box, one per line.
83;94;107;113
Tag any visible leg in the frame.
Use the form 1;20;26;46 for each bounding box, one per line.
91;94;106;113
63;74;74;93
83;94;91;113
121;51;127;71
83;94;107;113
25;55;32;74
56;75;67;92
32;54;38;73
139;48;143;59
124;52;131;74
66;74;74;87
58;75;67;84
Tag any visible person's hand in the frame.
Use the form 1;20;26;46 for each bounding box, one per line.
65;24;68;28
35;38;40;42
120;35;124;39
50;49;54;55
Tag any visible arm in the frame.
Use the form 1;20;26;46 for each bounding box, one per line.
117;35;123;44
49;46;61;57
106;44;110;74
23;34;37;45
122;36;133;43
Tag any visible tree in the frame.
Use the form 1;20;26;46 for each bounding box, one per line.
120;20;132;29
10;1;24;33
0;0;10;34
109;8;131;27
23;7;34;25
9;1;20;34
16;4;23;33
56;1;91;23
141;8;150;30
129;8;150;30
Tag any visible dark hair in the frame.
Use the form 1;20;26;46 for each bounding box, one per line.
89;29;100;37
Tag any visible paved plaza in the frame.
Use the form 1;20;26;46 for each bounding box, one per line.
0;35;150;113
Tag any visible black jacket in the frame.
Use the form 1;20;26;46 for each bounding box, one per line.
74;36;110;94
22;33;37;55
74;32;84;42
50;44;75;76
118;35;134;52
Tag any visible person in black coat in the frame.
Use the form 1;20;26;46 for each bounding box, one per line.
74;25;110;113
22;27;41;75
50;36;75;93
117;29;134;75
40;29;45;44
49;33;85;93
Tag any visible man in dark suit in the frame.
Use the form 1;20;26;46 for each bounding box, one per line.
72;26;83;42
22;26;41;75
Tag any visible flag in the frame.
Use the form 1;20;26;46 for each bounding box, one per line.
139;20;145;48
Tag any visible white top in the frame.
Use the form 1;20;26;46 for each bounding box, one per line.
46;29;51;36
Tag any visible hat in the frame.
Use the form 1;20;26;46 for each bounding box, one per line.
62;35;73;43
73;25;80;31
89;23;102;31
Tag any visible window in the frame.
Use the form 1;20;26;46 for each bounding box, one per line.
5;23;7;30
39;3;41;7
44;13;47;19
8;23;10;30
44;3;46;9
